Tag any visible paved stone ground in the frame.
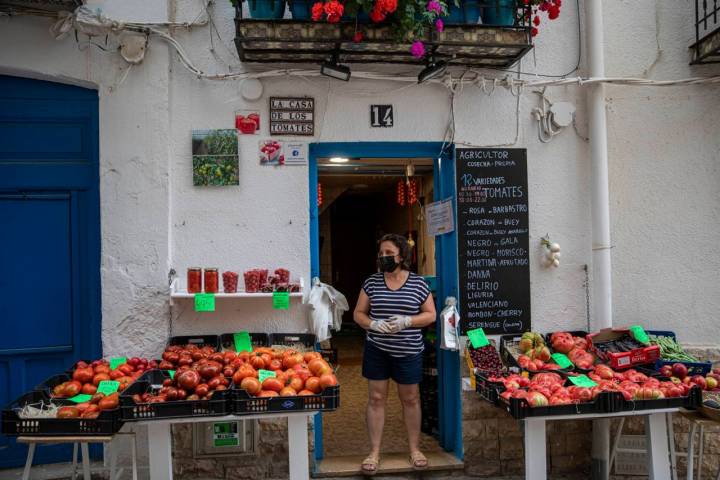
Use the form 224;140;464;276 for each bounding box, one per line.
323;335;442;457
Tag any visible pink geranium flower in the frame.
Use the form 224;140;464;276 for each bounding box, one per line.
410;40;426;58
426;0;442;13
435;18;444;32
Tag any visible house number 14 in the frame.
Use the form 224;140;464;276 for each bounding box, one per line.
371;105;393;128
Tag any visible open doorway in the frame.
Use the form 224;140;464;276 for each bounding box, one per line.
317;157;442;460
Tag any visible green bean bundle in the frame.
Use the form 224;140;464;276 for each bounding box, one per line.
648;334;698;362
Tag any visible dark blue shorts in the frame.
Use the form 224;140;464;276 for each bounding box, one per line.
362;340;423;385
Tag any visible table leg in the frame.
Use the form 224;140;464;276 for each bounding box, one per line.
287;415;309;480
524;418;546;480
131;432;139;480
80;443;91;480
108;439;118;480
71;443;78;480
699;424;705;480
689;422;698;480
147;422;173;480
646;412;672;480
22;443;35;480
667;413;677;480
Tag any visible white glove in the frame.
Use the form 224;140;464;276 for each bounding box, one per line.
387;315;413;333
369;320;394;334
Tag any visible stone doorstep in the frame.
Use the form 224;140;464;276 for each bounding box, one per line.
313;451;464;478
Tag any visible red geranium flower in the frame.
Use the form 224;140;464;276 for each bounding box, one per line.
369;7;386;22
377;0;397;14
311;1;324;20
353;31;364;43
324;0;344;23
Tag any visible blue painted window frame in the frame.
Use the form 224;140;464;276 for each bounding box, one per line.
308;142;462;462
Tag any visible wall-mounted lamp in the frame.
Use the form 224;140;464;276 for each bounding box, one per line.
321;54;351;81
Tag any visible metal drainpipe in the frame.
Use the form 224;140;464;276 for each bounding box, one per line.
586;0;613;478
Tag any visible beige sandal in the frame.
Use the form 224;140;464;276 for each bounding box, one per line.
361;454;380;476
409;450;428;470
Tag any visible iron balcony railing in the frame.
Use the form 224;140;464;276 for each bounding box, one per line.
692;0;720;64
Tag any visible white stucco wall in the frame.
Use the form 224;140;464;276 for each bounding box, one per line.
0;0;718;356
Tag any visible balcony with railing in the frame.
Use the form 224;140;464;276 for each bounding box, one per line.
233;0;534;74
692;0;720;64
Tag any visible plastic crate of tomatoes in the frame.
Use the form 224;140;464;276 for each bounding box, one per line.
2;389;121;437
119;370;231;421
230;345;339;414
169;335;220;349
269;333;317;350
599;366;703;413
219;333;269;352
489;372;609;419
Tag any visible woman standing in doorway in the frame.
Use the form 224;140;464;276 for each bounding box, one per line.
353;233;437;475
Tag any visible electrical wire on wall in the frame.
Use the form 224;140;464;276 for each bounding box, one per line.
12;2;720;152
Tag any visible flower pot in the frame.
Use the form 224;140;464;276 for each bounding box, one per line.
442;1;464;24
341;9;372;23
247;0;286;19
481;0;516;26
289;0;311;19
463;0;480;24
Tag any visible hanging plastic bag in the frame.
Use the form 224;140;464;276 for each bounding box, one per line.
306;278;349;342
440;297;460;351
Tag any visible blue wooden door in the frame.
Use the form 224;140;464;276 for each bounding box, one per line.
0;75;101;468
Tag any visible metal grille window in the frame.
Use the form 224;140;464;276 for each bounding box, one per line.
691;0;720;64
192;419;257;457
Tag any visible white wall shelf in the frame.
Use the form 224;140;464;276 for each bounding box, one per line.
169;278;304;305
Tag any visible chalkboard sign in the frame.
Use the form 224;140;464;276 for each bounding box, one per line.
456;148;530;335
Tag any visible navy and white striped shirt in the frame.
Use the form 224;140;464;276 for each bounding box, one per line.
362;272;431;357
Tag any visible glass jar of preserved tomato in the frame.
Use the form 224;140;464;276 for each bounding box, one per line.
187;268;202;293
204;268;219;293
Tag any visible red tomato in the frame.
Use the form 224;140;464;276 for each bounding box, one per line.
240;377;262;395
319;373;338;389
305;377;322;394
195;384;209;397
262;377;284;393
258;390;279;398
81;383;97;395
303;352;322;363
288;376;304;392
280;387;297;397
93;373;111;386
308;359;331;376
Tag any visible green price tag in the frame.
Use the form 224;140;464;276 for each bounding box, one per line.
551;353;573;369
629;325;650;345
569;374;598;388
195;293;216;312
272;291;290;310
68;394;93;403
168;370;176;379
467;328;489;348
233;332;253;353
96;381;120;395
258;369;276;383
109;357;127;370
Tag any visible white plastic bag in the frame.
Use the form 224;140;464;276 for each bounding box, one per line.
440;297;460;351
307;278;348;342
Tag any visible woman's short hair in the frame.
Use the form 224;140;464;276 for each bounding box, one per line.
378;233;412;270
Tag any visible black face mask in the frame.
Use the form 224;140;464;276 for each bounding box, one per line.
378;255;399;273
